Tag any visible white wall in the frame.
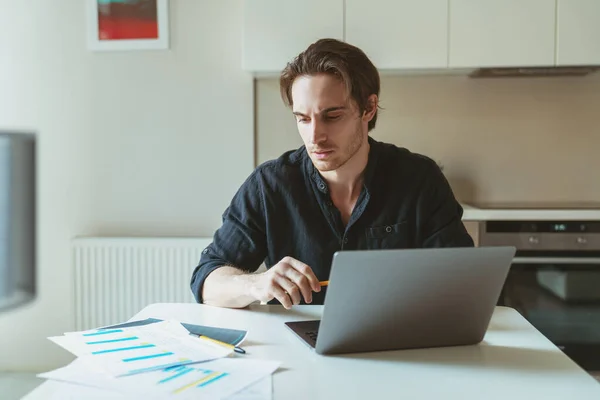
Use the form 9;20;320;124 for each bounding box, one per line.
0;0;254;371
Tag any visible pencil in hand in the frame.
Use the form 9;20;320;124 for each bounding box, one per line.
319;280;329;287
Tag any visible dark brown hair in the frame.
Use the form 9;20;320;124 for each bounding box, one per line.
280;38;381;131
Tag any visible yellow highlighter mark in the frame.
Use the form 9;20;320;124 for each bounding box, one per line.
173;372;220;394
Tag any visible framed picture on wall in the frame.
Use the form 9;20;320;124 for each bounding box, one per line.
86;0;169;51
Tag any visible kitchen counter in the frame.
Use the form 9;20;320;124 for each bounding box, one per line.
460;203;600;221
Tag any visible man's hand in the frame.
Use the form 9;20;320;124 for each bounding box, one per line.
248;256;321;309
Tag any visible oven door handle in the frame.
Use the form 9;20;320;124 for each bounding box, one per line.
512;257;600;264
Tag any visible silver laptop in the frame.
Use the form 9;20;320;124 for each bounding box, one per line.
284;246;516;355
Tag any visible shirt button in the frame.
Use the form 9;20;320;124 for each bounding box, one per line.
343;237;348;244
385;226;392;233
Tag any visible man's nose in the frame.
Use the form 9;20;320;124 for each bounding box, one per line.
309;120;327;145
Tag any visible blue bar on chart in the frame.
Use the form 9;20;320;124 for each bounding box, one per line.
123;359;194;376
158;366;194;384
86;336;139;345
92;344;156;355
198;372;228;387
82;329;124;336
123;352;174;362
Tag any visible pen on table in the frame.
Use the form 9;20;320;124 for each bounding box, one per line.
319;280;329;287
197;335;246;354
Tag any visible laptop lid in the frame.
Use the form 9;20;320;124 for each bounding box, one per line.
314;246;516;355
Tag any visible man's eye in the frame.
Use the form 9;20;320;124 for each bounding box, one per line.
297;118;309;123
326;115;341;121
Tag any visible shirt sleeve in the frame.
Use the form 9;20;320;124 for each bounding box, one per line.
416;161;475;248
190;170;268;303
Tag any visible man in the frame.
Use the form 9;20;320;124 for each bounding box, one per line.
191;38;474;309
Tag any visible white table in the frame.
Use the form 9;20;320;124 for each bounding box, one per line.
25;304;600;399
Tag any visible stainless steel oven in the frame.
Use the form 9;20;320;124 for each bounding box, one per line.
479;219;600;372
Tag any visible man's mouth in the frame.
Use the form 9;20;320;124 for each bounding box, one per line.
313;150;333;159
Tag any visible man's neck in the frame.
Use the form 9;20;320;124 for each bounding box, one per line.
321;140;370;202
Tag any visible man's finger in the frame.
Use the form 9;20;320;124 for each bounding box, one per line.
276;276;301;306
270;285;293;309
284;268;312;303
283;257;321;292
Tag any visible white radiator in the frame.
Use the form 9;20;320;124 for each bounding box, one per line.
72;237;212;330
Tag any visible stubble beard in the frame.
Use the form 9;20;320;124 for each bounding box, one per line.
314;121;365;172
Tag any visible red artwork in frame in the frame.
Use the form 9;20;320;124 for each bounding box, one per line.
87;0;169;51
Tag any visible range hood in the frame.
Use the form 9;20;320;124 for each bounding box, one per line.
469;66;600;78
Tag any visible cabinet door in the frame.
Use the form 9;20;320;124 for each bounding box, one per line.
345;0;448;69
242;0;344;72
449;0;556;68
557;0;600;65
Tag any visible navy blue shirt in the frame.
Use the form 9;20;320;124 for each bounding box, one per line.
191;137;474;305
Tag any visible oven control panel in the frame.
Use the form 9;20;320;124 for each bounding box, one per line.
485;221;600;233
479;221;600;251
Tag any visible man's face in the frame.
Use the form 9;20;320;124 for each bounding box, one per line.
291;74;368;172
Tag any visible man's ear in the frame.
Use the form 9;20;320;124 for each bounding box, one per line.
362;94;378;122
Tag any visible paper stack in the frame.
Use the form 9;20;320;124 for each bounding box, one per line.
37;319;280;399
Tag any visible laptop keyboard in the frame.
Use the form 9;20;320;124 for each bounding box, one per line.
305;330;319;344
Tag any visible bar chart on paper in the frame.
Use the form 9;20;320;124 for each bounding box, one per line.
41;319;281;398
38;357;281;399
48;321;232;376
134;363;251;398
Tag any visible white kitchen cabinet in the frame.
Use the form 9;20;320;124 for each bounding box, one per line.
345;0;448;69
557;0;600;65
449;0;556;68
242;0;344;73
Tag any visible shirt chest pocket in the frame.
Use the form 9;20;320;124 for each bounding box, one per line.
366;221;411;250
